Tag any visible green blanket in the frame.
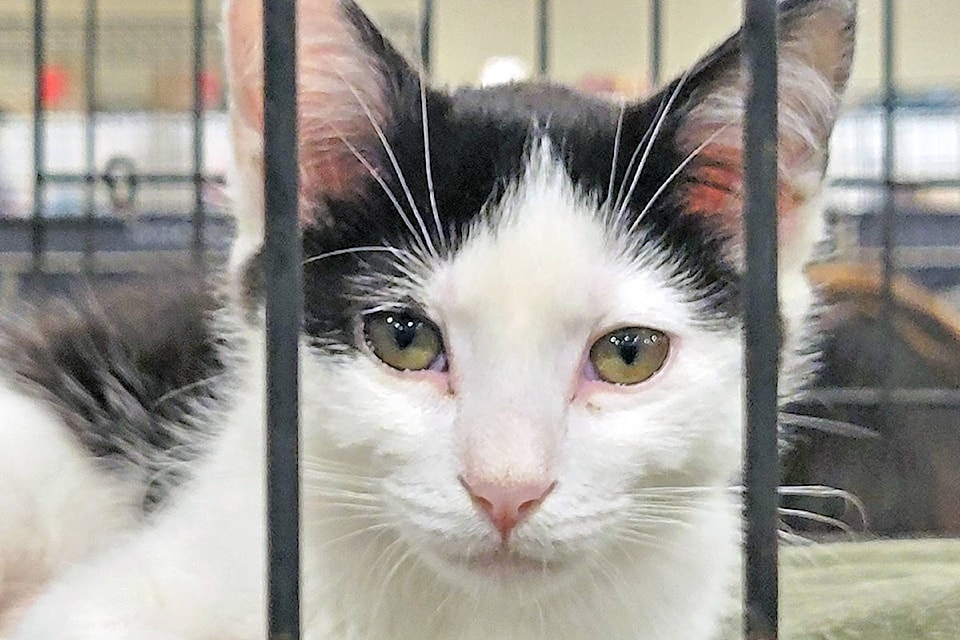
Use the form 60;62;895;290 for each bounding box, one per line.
757;539;960;639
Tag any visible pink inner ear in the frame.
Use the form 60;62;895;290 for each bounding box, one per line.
298;139;383;222
683;144;805;243
226;0;265;130
226;0;390;224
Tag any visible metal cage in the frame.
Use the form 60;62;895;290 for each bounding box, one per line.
9;1;959;638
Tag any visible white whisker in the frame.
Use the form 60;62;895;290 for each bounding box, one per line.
628;511;710;525
777;485;868;524
613;91;669;215
302;245;414;266
627;123;731;235
382;253;427;284
632;485;718;496
300;471;381;486
337;71;439;259
778;507;857;535
534;598;547;640
300;459;380;477
360;527;405;593
333;133;431;258
367;538;414;626
605;98;627;210
615;67;694;219
314;522;395;549
150;372;229;410
584;549;638;614
613;532;673;554
419;71;445;251
632;502;712;514
778;528;816;546
304;494;383;509
308;511;385;524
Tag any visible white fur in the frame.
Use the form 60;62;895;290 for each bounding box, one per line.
2;0;855;629
0;380;139;635
8;144;746;640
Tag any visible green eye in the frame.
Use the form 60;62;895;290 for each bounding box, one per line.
589;327;669;385
363;311;445;372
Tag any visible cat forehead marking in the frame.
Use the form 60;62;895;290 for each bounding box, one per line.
443;142;607;324
426;140;685;339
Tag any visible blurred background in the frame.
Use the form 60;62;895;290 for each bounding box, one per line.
0;0;958;538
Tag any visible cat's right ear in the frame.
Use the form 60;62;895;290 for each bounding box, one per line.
224;0;416;250
632;0;856;270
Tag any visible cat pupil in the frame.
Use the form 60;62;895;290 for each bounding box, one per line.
387;316;419;350
615;335;640;365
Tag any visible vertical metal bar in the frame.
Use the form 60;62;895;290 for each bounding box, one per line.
879;0;896;426
649;0;663;88
31;0;46;279
83;0;98;275
191;0;207;273
263;0;302;637
420;0;433;75
742;0;779;639
536;0;549;79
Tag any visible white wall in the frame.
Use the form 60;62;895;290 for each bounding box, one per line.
0;0;958;112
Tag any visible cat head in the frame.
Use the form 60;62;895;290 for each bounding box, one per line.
225;0;854;594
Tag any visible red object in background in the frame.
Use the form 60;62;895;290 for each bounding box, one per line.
199;69;222;109
40;64;70;108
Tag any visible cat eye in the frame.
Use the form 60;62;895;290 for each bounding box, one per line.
363;311;446;372
588;327;670;386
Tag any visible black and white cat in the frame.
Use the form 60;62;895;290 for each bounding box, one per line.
0;0;855;638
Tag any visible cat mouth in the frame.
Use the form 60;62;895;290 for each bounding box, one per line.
449;548;565;579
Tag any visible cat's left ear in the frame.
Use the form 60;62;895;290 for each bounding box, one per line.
657;0;856;264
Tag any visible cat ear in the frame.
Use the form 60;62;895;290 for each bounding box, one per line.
224;0;416;245
661;0;855;265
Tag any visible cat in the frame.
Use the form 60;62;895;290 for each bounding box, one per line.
0;0;855;638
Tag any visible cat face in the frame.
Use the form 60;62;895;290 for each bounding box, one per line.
226;0;855;591
299;138;745;590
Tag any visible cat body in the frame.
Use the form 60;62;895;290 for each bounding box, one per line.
0;1;855;638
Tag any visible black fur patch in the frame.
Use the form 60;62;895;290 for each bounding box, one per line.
264;78;746;357
228;2;816;356
0;279;235;511
257;0;852;359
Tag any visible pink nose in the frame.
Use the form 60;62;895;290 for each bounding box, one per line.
459;475;556;541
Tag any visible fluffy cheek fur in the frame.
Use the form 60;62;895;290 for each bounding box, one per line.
299;148;744;594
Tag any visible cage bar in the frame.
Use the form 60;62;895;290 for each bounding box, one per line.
82;0;98;274
741;0;780;638
831;177;960;189
263;0;303;638
191;0;207;272
43;172;226;185
420;0;434;74
878;0;897;431
31;0;46;277
649;0;663;88
536;0;550;79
